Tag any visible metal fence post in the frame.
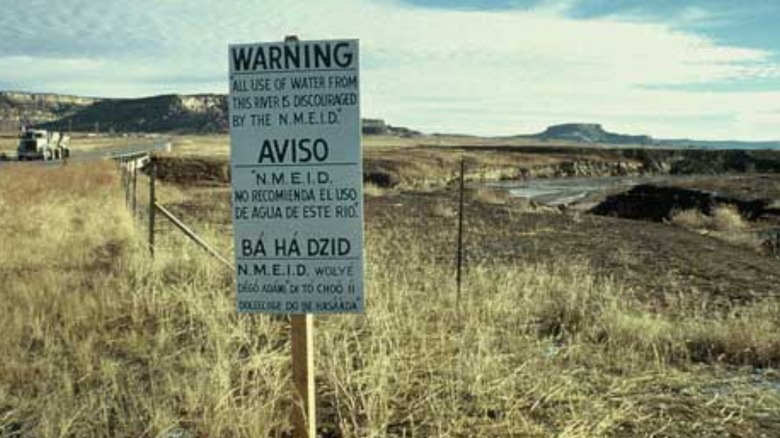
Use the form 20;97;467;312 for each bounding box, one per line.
149;158;156;257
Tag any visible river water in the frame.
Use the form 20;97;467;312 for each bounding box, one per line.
486;174;724;206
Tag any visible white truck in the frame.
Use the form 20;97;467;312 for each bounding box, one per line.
17;128;71;161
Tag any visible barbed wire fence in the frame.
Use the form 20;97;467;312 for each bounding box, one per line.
115;152;233;269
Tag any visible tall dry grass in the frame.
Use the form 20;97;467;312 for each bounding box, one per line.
0;162;287;437
1;163;779;437
670;204;766;252
670;204;747;232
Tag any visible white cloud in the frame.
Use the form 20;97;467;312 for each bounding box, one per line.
0;0;778;140
678;6;711;23
532;0;580;16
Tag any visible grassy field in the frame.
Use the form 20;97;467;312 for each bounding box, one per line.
166;133;624;158
167;134;447;158
154;134;641;192
1;159;779;437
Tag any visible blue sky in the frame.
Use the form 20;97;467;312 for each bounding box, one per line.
410;0;780;56
0;0;778;140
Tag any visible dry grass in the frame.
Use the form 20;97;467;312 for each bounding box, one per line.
70;134;160;152
711;204;747;231
670;205;763;252
0;134;17;155
363;182;388;197
471;187;510;205
669;208;709;230
0;161;287;437
166;134;429;158
170;135;230;157
671;204;747;232
430;201;457;218
168;134;430;158
1;163;779;437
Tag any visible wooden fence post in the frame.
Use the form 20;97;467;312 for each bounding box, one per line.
119;158;124;188
456;158;466;312
291;314;316;438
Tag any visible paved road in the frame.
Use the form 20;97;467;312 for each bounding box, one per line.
0;138;171;167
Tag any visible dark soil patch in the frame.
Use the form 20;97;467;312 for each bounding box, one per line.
590;184;771;221
365;190;780;306
152;154;230;185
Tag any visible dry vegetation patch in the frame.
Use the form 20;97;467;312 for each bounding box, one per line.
670;204;749;232
0;134;17;156
0;162;289;437
669;204;768;252
2;164;779;437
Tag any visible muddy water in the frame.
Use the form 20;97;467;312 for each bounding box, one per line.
487;174;730;206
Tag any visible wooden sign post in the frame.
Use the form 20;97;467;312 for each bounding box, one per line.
228;37;364;438
291;314;315;438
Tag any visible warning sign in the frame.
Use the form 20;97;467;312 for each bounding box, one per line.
228;39;364;314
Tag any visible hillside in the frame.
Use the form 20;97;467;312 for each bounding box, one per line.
0;91;97;131
1;91;225;133
38;94;229;133
2;91;777;147
0;91;420;136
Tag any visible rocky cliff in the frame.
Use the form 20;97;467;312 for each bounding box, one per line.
37;94;229;133
0;91;97;131
1;91;417;136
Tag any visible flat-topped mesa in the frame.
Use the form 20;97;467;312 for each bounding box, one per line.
537;123;654;145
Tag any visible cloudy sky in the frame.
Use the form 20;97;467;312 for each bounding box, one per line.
1;0;779;140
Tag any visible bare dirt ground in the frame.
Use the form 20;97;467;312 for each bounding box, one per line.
382;191;780;305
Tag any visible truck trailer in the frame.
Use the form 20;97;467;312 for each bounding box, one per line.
17;128;70;161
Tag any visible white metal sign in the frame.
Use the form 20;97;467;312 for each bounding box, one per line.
228;39;363;314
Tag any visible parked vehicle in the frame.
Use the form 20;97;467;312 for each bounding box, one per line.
17;128;70;161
